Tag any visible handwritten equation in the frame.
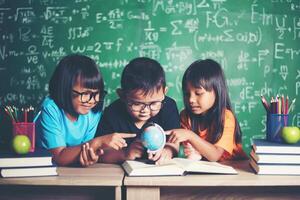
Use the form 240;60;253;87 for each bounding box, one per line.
0;0;299;153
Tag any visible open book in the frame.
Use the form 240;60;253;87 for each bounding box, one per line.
122;158;237;176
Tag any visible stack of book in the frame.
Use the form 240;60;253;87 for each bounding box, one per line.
250;138;300;175
0;149;57;178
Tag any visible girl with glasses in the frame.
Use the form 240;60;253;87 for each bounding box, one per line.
35;54;135;166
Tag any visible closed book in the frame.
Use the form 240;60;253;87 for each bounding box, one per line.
250;149;300;164
252;139;300;154
0;149;54;168
0;166;57;178
122;158;237;176
249;158;300;175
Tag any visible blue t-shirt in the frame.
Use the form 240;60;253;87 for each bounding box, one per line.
35;97;102;149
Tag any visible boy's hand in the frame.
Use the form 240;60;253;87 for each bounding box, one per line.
148;145;173;165
101;133;136;150
125;139;144;160
90;133;136;151
79;143;104;167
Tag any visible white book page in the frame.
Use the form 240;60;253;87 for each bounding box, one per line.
173;158;237;174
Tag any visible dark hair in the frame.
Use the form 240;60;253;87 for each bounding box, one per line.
49;54;105;117
121;57;166;96
182;59;241;144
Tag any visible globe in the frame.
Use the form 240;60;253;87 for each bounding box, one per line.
141;123;166;153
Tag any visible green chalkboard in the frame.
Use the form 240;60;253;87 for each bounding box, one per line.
0;0;299;154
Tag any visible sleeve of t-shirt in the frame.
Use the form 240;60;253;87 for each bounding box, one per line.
39;103;66;149
83;111;102;142
159;97;180;130
214;110;235;155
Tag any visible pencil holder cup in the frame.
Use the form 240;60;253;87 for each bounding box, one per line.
12;122;35;152
266;114;289;143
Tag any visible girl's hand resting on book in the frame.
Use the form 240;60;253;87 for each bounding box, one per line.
125;139;144;160
79;143;104;167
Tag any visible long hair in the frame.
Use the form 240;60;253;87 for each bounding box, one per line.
182;59;241;144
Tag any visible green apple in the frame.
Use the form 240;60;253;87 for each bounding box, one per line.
12;135;31;154
281;126;300;144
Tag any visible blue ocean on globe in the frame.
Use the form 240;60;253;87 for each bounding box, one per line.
141;124;166;152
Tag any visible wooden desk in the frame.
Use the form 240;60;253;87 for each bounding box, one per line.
124;161;300;200
0;163;124;200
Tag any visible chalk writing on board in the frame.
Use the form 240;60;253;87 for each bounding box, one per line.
0;0;299;154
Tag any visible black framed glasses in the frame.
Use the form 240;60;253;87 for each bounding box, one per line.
72;90;107;103
127;99;165;112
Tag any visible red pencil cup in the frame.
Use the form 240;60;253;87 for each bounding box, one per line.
12;122;35;152
266;114;289;143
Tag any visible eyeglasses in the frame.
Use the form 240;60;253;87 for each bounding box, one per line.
72;90;107;103
127;99;165;112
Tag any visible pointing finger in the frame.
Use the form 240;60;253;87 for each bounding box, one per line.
119;133;137;138
164;130;172;135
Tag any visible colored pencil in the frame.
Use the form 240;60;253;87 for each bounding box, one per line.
275;96;278;114
285;96;289;114
281;95;284;114
4;107;15;122
270;97;275;114
260;95;270;112
278;96;281;114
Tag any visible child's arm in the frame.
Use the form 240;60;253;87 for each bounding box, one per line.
82;133;136;164
125;139;144;160
49;144;86;166
50;143;104;166
49;133;135;166
166;129;224;162
79;143;104;167
89;133;136;151
99;139;144;164
98;148;126;164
